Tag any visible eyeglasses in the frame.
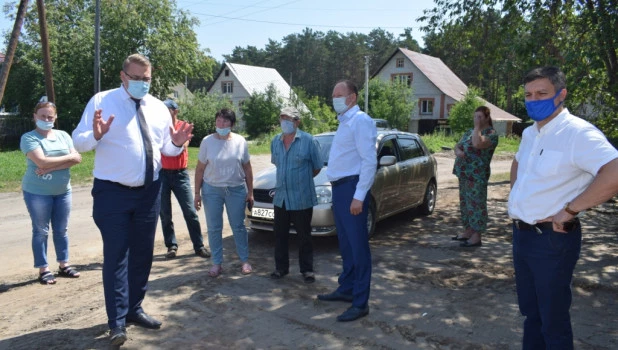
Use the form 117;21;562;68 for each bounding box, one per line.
123;71;152;83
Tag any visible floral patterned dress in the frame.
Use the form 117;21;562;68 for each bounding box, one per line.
452;127;499;232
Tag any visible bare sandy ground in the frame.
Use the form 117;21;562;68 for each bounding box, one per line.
0;153;616;349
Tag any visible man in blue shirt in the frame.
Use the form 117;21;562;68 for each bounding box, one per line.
270;106;323;283
318;80;377;322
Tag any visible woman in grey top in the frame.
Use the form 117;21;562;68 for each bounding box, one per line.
194;109;254;277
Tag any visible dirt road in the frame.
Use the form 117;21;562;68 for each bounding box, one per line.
0;154;616;349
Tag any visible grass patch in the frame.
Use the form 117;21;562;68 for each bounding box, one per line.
419;132;521;156
2;139;273;193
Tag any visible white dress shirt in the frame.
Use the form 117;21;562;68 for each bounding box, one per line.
326;105;377;201
508;109;618;223
72;86;182;187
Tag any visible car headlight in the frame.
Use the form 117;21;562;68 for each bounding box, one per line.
315;185;332;204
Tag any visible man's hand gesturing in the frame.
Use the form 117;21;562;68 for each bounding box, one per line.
93;109;115;141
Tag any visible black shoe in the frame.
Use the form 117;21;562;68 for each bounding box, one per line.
317;290;353;302
302;272;315;284
195;246;211;258
165;246;177;259
451;235;469;241
460;240;482;247
270;270;288;279
337;306;369;322
126;312;162;329
110;326;127;346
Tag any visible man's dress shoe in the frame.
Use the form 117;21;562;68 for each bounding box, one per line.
126;312;162;329
110;326;127;346
317;290;353;302
337;306;370;322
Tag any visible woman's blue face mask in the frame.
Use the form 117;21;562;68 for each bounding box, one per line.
525;89;563;122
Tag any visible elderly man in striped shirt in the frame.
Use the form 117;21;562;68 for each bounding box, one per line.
269;106;323;283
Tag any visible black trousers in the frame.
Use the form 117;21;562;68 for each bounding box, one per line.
273;203;313;274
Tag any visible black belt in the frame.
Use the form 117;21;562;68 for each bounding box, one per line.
96;178;145;190
513;219;580;233
161;168;187;173
331;175;359;187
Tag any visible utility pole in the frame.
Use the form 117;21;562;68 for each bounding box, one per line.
94;0;101;93
0;0;30;106
364;56;369;112
37;0;55;103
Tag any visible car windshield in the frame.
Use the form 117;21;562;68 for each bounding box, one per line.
315;134;334;166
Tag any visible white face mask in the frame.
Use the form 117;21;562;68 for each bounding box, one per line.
332;96;349;114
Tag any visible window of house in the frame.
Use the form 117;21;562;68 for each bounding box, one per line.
420;99;434;115
391;73;412;87
222;81;233;94
396;58;404;68
224;69;230;77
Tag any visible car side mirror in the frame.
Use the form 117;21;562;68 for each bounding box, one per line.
379;155;396;167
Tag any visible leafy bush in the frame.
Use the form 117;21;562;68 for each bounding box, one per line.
448;87;485;134
180;91;234;146
358;79;415;131
242;84;283;139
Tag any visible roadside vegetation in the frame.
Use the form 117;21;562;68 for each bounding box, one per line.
0;132;520;193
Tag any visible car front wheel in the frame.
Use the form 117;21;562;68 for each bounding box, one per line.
419;180;436;215
367;198;376;239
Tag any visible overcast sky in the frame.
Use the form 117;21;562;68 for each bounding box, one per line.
0;0;436;61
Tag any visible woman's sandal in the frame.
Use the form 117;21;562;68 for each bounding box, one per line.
58;265;81;278
39;271;57;285
208;264;222;278
241;262;253;275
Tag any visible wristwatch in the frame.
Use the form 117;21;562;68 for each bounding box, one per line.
564;202;579;216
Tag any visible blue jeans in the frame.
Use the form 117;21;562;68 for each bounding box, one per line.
23;190;72;268
159;169;204;251
513;222;581;350
202;183;249;265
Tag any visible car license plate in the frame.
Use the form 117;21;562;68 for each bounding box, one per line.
251;207;274;219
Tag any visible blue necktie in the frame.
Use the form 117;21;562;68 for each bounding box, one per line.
132;98;153;186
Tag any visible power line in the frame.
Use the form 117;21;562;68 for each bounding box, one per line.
193;13;422;30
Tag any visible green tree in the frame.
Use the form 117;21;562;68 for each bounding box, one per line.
2;0;215;130
242;83;283;139
180;91;233;146
358;79;416;131
291;87;337;135
448;88;485;134
419;0;618;138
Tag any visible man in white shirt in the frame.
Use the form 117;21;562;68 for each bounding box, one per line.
72;54;193;346
317;80;377;322
508;66;618;349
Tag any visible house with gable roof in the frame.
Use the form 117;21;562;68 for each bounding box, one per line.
372;48;521;135
208;62;307;130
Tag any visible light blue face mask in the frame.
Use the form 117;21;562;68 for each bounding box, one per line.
525;89;563;122
126;80;150;99
36;119;54;130
216;127;231;136
332;96;349;114
280;119;296;134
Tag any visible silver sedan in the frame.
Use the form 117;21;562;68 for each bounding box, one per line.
246;130;437;237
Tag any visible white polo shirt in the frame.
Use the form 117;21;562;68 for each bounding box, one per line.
508;109;618;224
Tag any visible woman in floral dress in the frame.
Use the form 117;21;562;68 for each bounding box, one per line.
452;106;499;247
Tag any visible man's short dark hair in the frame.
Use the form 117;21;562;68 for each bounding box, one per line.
216;108;236;126
336;79;359;97
524;66;566;92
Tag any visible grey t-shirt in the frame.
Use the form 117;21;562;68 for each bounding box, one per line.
198;133;250;187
